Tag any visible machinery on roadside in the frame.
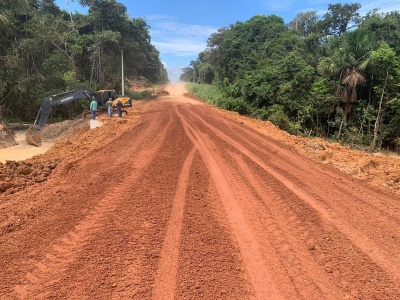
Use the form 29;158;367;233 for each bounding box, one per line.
82;89;132;118
26;88;132;146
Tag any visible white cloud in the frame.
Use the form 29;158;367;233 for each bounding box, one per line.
262;0;296;11
148;16;218;57
146;16;218;82
360;0;400;15
153;40;207;56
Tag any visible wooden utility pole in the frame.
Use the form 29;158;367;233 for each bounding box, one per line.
121;50;125;96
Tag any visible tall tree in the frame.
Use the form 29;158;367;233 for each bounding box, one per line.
362;10;400;54
318;29;374;133
320;3;361;36
288;11;319;36
218;15;286;83
0;0;29;37
369;42;398;150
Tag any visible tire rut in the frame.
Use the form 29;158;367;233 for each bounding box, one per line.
175;103;285;299
10;103;176;299
179;102;400;299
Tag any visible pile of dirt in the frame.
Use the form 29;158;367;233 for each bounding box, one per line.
0;103;144;195
0;124;18;148
0;159;58;193
41;118;88;140
211;107;400;195
154;89;170;97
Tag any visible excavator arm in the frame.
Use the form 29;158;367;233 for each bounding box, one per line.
34;88;95;131
26;88;95;146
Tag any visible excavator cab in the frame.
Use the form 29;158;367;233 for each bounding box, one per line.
96;90;132;108
96;90;118;107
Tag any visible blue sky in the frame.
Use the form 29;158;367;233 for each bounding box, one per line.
56;0;400;82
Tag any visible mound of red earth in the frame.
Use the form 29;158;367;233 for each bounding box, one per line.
0;103;145;195
218;108;400;195
0;124;18;149
0;159;58;193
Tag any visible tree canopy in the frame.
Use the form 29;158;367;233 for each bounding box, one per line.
181;3;400;151
0;0;168;122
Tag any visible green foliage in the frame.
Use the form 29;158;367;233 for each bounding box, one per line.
181;3;400;150
63;71;80;90
0;0;168;123
361;10;400;54
385;97;400;149
320;3;362;36
370;42;397;70
186;83;225;106
288;11;320;36
126;90;153;100
265;105;300;134
217;15;286;83
222;98;250;115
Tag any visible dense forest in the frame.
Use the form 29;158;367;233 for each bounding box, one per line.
181;3;400;152
0;0;168;123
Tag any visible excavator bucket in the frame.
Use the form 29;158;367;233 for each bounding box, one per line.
26;126;43;147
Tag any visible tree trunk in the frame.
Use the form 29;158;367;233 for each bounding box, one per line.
370;69;388;152
338;110;346;137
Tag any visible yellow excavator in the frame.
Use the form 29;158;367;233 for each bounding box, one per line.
26;88;132;146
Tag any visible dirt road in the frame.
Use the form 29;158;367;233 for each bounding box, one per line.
1;84;400;299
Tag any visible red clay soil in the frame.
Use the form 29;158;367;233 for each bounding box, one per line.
1;83;400;299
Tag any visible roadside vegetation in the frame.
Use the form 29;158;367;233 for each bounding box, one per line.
181;3;400;152
126;90;154;101
0;0;168;124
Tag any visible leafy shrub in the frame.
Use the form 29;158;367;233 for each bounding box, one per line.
223;98;251;115
266;104;300;134
125;90;153;100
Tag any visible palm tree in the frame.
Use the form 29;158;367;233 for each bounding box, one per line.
337;67;366;133
0;0;29;38
318;29;374;134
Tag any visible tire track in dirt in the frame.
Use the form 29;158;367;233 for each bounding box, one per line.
202;104;400;284
48;101;200;299
198;105;400;206
181;102;400;299
175;151;253;299
199;104;400;226
174;103;285;299
101;103;194;299
152;147;196;299
11;103;176;299
177;109;339;299
187;105;400;248
229;152;342;299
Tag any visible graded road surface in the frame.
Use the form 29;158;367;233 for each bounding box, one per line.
1;84;400;299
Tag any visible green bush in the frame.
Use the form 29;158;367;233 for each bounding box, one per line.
222;98;250;115
125;90;154;100
266;104;300;134
186;83;224;106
